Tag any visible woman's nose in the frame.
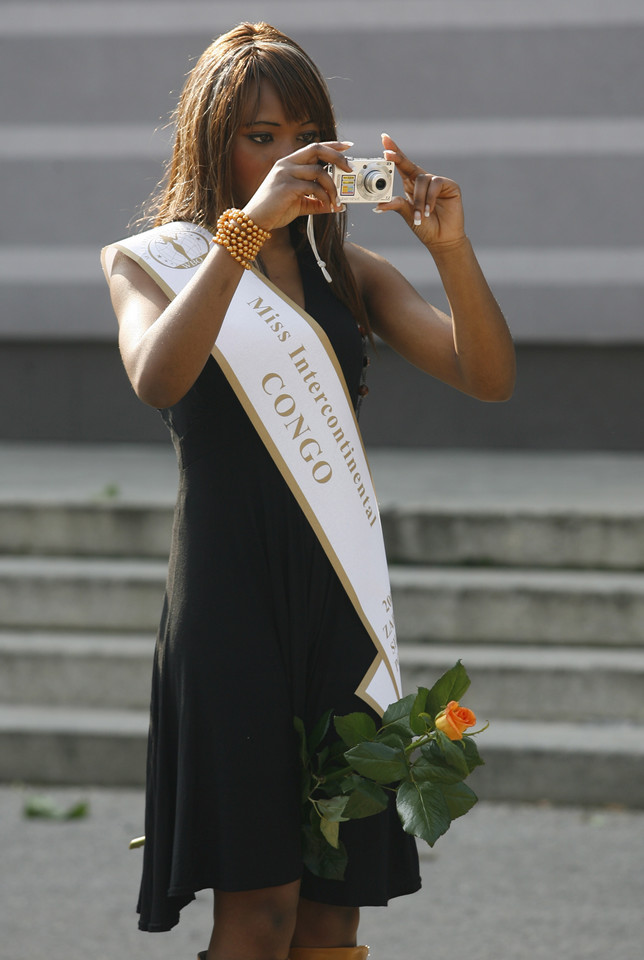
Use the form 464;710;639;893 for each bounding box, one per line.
274;138;305;163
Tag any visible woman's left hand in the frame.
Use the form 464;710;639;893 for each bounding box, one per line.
375;133;466;247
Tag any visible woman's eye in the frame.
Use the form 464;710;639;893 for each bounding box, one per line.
299;131;319;143
248;133;273;144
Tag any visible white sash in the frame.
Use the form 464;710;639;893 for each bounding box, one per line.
102;222;401;715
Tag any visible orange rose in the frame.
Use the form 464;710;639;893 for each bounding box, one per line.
435;701;477;741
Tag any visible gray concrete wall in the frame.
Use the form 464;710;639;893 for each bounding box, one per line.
1;1;643;446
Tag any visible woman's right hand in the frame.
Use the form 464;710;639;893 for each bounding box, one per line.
243;141;354;231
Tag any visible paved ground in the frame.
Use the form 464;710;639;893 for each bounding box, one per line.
1;784;642;960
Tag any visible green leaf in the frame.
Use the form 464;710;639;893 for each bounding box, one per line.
381;693;416;726
334;711;378;748
462;735;485;773
316;795;350;823
396;780;451;847
342;779;389;819
344;740;409;784
301;770;313;804
435;730;470;778
339;772;363;793
314;746;329;776
23;795;90;821
376;733;408;752
410;755;463;785
425;662;471;719
409;687;430;735
320;817;340;848
293;716;308;766
96;482;120;500
440;781;478;820
327;738;350;763
301;824;348;880
308;708;333;755
377;720;413;745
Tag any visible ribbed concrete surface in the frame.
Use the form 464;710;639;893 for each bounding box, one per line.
0;704;148;786
391;566;644;645
0;631;155;708
2;2;644;444
1;443;643;804
400;643;644;722
4;556;644;645
3;632;643;723
6;499;644;568
2;704;642;806
0;556;167;631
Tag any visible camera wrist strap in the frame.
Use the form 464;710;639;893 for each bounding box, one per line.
307;214;333;284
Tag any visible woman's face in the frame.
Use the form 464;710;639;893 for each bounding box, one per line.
230;79;320;207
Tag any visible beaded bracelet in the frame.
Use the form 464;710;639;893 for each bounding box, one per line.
211;208;271;269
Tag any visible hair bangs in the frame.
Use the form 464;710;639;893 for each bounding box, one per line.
248;42;337;140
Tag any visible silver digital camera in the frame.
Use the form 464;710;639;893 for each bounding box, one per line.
328;158;395;204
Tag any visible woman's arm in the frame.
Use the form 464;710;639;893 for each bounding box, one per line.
349;134;516;402
109;244;246;409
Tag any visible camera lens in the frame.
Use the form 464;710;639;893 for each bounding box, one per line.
363;169;388;196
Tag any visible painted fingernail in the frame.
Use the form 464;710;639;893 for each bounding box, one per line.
414;212;422;226
335;202;346;212
340;140;355;147
373;206;384;213
424;205;431;218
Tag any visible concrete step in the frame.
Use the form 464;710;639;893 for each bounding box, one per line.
469;718;644;808
7;153;641;252
5;498;644;570
0;631;154;710
4;22;637;128
0;502;174;558
382;507;644;570
0;705;148;787
2;630;642;724
390;565;644;646
399;643;644;723
0;631;644;723
3;556;644;646
5;446;644;565
0;556;167;631
1;703;641;807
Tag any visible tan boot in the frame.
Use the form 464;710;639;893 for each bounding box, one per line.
197;953;293;960
290;948;369;960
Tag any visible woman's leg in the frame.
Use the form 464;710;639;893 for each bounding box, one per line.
290;898;360;948
206;880;301;960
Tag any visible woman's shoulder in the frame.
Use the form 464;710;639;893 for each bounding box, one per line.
345;241;405;297
108;249;162;296
107;249;171;322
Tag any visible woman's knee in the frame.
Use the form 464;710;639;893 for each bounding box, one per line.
292;898;360;947
212;881;301;955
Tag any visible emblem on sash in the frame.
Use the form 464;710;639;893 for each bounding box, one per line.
147;227;210;270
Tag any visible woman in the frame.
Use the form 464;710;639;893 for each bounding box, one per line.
103;21;515;960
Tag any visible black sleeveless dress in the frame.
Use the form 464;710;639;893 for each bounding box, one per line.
137;246;421;932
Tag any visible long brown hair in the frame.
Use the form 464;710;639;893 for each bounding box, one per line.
146;21;368;330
